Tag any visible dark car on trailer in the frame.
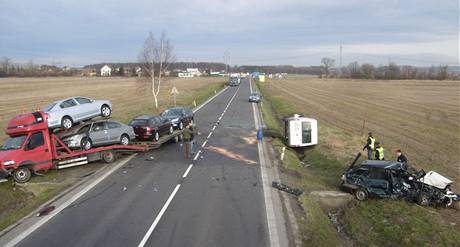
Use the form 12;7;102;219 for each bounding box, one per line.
129;115;173;141
160;107;194;130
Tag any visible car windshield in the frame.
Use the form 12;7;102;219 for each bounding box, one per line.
129;119;148;126
161;109;181;117
77;125;91;134
251;93;260;97
43;103;56;112
1;135;27;150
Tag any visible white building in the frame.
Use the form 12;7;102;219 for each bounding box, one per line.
178;72;193;78
186;68;201;77
100;65;112;76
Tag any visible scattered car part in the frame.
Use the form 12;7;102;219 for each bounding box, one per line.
272;181;303;196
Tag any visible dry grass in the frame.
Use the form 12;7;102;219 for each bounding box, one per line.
0;76;225;142
262;77;460;189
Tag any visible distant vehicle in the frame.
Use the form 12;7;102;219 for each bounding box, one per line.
228;78;239;87
43;97;112;129
248;92;262;103
60;120;135;150
160;107;194;130
129;115;173;141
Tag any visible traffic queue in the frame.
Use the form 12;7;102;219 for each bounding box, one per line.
0;96;194;183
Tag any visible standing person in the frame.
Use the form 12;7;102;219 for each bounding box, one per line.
374;141;385;160
189;121;197;156
182;123;192;159
362;132;376;160
396;149;408;164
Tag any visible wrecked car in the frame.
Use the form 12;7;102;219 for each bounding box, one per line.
341;154;458;207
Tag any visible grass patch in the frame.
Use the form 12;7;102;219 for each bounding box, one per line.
258;79;460;246
0;80;226;232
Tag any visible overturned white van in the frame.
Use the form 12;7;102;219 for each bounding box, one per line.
284;114;318;147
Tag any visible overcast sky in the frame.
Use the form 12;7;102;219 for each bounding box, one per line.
0;0;458;67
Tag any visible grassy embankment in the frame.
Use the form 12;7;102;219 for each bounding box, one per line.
0;76;225;232
256;77;460;247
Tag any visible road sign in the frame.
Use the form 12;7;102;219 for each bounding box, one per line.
170;86;179;95
171;86;179;107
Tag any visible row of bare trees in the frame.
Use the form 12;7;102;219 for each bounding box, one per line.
320;57;455;80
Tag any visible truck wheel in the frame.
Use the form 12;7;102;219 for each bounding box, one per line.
417;193;431;206
101;105;111;117
13;167;32;183
61;116;73;129
102;150;116;163
120;134;130;146
354;188;368;201
81;137;92;150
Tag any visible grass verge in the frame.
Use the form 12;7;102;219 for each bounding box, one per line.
0;81;226;232
257;80;460;246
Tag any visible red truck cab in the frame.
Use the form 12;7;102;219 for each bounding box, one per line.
0;112;54;182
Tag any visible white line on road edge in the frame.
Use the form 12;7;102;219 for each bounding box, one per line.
201;140;208;148
193;86;229;113
182;164;193;178
137;84;242;246
138;184;181;247
250;78;281;247
207;132;213;139
193;150;202;161
5;154;137;247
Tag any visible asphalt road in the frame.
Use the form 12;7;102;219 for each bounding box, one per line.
17;79;269;247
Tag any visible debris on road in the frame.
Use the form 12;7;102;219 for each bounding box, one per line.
122;186;127;191
36;205;55;217
272;181;303;196
145;156;155;161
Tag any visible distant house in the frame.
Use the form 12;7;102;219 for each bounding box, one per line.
178;72;193;78
186;68;201;77
100;65;112;76
135;67;142;77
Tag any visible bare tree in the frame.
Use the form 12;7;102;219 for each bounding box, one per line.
321;57;335;78
1;57;12;75
361;63;375;79
138;31;175;109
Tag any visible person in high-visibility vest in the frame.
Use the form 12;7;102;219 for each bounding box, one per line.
362;132;376;160
374;141;385;160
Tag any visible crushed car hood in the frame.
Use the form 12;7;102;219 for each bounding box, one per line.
419;171;452;189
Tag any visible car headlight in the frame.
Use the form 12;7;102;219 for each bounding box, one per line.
2;160;15;166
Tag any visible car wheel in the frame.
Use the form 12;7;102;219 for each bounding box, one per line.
102;150;116;163
417;193;431;206
80;137;92;150
169;125;174;134
61;116;73;129
101;105;111;118
120;134;130;146
179;121;184;130
354;188;368;201
13;167;32;183
154;132;160;142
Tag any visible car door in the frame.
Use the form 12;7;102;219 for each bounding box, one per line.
363;168;390;196
89;122;109;145
106;121;122;143
59;98;79;121
23;131;53;171
75;97;98;119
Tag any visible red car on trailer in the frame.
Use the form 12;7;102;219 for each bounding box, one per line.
0;111;146;183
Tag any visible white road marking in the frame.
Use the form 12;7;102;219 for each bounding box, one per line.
137;83;242;246
207;132;213;139
250;78;281;247
201;140;208;148
138;184;181;247
182;164;193;178
193;150;202;161
5;155;137;247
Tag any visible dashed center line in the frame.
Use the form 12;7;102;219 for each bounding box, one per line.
182;164;193;178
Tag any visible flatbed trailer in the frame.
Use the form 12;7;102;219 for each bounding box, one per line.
0;111;149;183
131;130;183;150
